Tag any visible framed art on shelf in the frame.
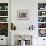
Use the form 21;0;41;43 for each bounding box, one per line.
17;10;29;20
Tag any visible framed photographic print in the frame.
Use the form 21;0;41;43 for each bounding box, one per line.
17;10;29;20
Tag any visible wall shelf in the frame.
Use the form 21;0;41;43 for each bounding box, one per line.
38;10;46;11
0;22;8;23
38;22;46;23
0;3;8;37
0;16;8;17
38;28;46;29
0;10;8;11
38;3;46;37
38;16;46;17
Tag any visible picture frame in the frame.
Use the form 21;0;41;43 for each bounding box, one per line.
17;10;29;20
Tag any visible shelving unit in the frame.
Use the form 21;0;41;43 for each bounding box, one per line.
38;3;46;37
0;3;8;37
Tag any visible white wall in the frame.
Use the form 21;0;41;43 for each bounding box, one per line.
11;0;38;30
11;0;46;46
11;0;46;30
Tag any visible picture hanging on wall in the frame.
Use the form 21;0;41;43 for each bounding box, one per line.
17;10;29;20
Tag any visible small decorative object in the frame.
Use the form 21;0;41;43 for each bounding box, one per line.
38;17;45;22
45;6;46;8
2;18;7;22
39;24;46;28
11;23;16;30
40;8;44;10
39;29;46;37
0;17;7;22
42;12;45;15
29;25;35;30
0;6;1;10
5;6;8;10
17;10;29;20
